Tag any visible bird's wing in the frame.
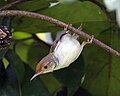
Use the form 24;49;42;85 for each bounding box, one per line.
49;32;67;53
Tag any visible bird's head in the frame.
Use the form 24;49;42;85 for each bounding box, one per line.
30;53;56;81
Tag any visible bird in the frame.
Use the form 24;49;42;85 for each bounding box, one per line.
30;25;93;80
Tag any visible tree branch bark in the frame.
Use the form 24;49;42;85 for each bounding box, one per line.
0;10;120;59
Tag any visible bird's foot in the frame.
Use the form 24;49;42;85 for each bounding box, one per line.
78;24;83;30
81;35;94;46
64;24;72;33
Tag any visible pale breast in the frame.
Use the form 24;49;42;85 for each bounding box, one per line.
53;34;83;70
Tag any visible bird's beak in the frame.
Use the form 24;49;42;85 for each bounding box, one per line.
30;72;41;81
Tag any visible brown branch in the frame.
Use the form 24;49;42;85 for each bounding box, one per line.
0;10;120;59
0;0;112;22
0;0;30;11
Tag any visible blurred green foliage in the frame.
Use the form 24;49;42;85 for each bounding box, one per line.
0;0;120;96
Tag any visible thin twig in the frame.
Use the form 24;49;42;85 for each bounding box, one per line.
0;0;30;11
0;10;120;58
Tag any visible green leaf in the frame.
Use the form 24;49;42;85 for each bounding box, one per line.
12;1;107;33
27;41;50;69
82;29;120;96
53;55;84;96
40;74;61;94
13;31;32;40
21;64;51;96
54;86;68;96
0;48;8;59
73;87;92;96
0;59;6;83
16;0;50;11
0;60;20;96
0;0;7;6
5;49;25;83
41;1;106;22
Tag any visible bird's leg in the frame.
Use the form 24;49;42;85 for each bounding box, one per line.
72;24;83;39
64;24;72;33
78;23;83;30
81;35;94;46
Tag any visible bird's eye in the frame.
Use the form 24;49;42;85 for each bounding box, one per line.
44;65;48;69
